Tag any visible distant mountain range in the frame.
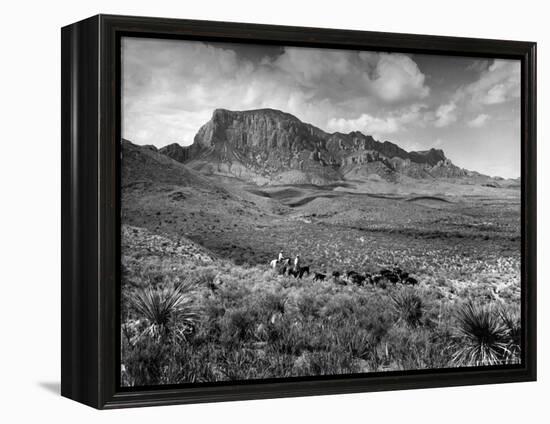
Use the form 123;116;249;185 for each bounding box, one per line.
139;108;516;187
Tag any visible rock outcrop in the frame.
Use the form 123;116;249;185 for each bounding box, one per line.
159;108;468;183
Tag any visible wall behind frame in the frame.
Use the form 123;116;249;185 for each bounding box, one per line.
0;0;545;422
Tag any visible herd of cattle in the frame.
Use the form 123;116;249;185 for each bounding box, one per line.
272;259;418;287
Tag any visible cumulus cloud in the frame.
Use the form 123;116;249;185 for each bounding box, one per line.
366;53;430;103
328;114;399;135
433;102;457;128
122;38;430;146
467;114;490;128
326;104;426;138
465;59;491;73
271;49;429;104
427;59;519;130
461;59;521;106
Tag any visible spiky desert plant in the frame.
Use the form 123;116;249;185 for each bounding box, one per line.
130;279;200;343
452;302;508;366
389;289;424;327
499;306;521;363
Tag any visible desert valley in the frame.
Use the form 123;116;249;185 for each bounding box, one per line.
120;108;521;386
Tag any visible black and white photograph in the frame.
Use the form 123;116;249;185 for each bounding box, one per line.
119;36;522;387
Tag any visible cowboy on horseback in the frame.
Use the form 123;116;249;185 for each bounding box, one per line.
294;255;301;271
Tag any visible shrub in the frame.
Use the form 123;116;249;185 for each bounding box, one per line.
220;307;257;343
451;302;509;366
259;290;288;316
192;267;217;288
129;279;199;343
384;325;453;371
121;335;170;386
291;348;359;376
120;249;521;384
266;316;308;356
217;348;266;381
499;305;521;364
389;289;425;327
334;325;380;369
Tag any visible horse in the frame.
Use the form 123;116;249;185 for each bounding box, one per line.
271;257;292;275
288;266;309;279
288;268;299;278
298;266;310;278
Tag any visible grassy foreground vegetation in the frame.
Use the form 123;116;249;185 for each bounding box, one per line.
120;253;521;387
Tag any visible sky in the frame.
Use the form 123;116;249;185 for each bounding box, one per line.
122;37;521;178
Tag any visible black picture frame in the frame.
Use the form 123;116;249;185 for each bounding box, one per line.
61;14;537;409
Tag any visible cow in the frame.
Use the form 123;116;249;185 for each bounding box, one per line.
350;273;367;286
313;272;326;281
404;276;418;286
387;273;400;284
379;269;400;283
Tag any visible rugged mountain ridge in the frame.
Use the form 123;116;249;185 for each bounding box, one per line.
159;108;470;184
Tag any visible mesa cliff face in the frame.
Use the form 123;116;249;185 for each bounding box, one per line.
160;108;468;184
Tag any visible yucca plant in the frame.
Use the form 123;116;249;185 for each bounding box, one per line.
452;302;509;367
389;289;424;327
499;306;521;364
129;279;200;344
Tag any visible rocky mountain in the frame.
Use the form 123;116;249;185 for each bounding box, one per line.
158;108;472;185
